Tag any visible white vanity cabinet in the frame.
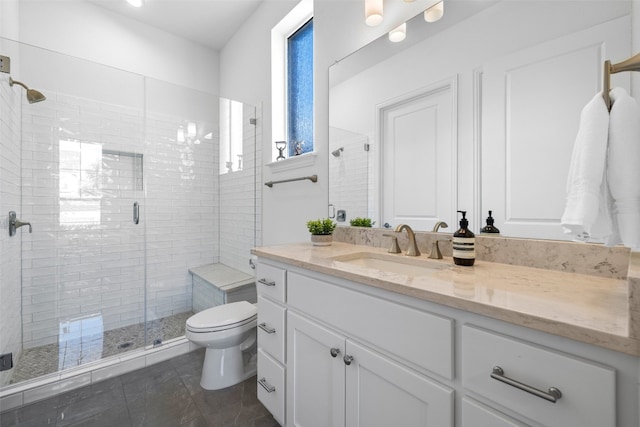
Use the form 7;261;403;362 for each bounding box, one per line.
285;270;455;426
255;261;287;425
287;310;454;427
254;256;639;427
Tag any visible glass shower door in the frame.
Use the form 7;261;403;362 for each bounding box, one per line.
6;42;147;384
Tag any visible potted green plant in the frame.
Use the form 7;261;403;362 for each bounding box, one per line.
349;217;375;227
306;218;337;246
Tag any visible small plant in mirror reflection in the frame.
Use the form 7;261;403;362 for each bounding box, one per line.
306;218;336;235
349;217;375;227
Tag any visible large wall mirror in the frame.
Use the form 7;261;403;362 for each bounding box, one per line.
329;0;632;240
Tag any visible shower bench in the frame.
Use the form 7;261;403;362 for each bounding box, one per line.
189;263;256;313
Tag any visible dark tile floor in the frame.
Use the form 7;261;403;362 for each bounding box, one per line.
0;348;279;427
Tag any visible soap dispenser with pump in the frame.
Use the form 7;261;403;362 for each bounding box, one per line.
480;210;500;235
453;210;475;266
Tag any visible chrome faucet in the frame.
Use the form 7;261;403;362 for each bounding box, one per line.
429;221;449;259
394;224;420;256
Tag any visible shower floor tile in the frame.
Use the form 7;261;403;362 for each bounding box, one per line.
10;312;193;385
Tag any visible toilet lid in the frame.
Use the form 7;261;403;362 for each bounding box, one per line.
187;301;257;331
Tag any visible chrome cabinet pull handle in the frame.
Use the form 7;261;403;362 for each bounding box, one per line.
330;348;341;358
490;366;562;403
343;355;354;366
258;278;276;287
258;323;276;334
258;377;276;393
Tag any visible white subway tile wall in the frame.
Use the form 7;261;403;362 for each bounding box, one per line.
0;58;24;387
145;109;218;323
18;89;220;350
329;127;369;225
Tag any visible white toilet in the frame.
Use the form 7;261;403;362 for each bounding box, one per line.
185;301;258;390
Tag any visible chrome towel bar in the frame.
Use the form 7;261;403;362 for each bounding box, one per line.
264;175;317;188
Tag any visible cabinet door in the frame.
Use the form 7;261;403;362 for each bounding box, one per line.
345;340;454;427
287;311;346;427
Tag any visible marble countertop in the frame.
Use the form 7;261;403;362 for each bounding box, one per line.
252;242;640;357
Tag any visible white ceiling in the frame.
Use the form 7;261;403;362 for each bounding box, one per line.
88;0;264;51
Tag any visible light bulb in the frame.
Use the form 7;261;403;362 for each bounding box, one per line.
365;0;383;27
389;23;406;43
424;1;444;23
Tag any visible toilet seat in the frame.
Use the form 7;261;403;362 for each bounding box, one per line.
186;301;257;333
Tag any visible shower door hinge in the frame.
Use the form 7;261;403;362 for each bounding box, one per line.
249;118;257;125
0;353;13;371
0;55;10;74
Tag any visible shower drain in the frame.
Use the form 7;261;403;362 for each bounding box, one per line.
117;342;134;349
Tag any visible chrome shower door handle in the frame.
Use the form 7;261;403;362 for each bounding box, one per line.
133;202;139;224
8;211;32;236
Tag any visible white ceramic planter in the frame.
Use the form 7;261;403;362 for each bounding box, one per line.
310;234;333;246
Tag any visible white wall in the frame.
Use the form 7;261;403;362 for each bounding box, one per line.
633;0;640;95
6;0;219;95
220;0;433;245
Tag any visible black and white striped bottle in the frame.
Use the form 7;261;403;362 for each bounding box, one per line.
453;210;475;266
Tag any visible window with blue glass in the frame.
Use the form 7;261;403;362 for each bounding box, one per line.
287;18;313;156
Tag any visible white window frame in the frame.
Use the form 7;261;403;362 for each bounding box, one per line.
271;0;313;162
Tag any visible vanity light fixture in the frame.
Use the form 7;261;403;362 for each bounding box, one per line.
365;0;383;26
126;0;143;7
388;22;406;42
424;1;444;23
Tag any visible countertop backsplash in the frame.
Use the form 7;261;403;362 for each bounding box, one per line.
333;226;631;280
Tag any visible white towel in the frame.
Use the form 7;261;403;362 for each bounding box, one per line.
607;87;640;249
561;92;612;241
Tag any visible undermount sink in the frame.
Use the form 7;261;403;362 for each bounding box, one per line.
330;252;448;276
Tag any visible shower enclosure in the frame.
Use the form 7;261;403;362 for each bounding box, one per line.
0;39;261;390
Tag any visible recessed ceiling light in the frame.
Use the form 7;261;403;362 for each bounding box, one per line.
126;0;143;8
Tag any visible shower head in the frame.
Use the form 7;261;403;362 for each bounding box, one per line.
9;77;46;104
331;147;344;157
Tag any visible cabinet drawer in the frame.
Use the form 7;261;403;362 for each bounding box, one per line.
462;325;615;427
256;261;286;303
258;295;286;364
257;349;285;425
462;397;527;427
288;271;453;379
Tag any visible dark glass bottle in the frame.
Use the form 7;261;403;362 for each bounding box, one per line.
480;210;500;235
453;210;475;266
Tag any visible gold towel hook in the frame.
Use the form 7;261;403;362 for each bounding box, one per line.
603;52;640;111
